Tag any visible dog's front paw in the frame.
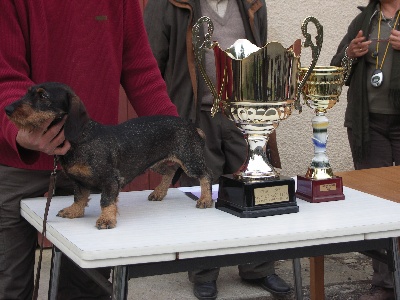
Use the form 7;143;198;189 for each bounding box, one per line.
96;217;117;229
196;197;213;209
57;203;85;219
148;190;166;201
96;204;118;229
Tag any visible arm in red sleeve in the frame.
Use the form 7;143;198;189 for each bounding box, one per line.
119;0;178;117
0;1;39;164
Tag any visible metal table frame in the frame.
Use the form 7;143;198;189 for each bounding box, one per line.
47;237;400;300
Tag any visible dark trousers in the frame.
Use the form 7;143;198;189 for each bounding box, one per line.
180;111;248;186
0;164;110;300
188;261;275;284
182;111;276;283
347;113;400;289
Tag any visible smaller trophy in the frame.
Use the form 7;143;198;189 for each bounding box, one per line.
296;66;346;203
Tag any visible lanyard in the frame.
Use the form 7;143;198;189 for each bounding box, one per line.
375;10;400;70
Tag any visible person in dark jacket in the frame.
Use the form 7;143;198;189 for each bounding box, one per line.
144;1;290;299
331;0;400;299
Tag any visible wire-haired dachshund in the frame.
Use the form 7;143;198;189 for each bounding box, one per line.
5;82;213;229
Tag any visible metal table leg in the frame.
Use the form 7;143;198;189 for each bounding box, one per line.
293;258;303;300
392;238;400;300
112;266;128;300
48;247;62;300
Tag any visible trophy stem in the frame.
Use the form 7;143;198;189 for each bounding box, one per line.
236;135;279;181
305;111;334;179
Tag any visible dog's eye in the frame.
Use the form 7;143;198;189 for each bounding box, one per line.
36;88;50;100
40;93;49;100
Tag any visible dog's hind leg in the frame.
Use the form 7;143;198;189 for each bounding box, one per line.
57;184;90;218
196;175;213;208
148;161;178;201
178;150;213;208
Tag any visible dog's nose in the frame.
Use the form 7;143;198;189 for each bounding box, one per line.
5;105;15;116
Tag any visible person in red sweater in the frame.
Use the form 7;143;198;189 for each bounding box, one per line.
0;1;178;299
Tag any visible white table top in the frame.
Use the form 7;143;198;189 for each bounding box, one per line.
21;185;400;268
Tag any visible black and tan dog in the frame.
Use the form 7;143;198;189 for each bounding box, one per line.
5;82;213;229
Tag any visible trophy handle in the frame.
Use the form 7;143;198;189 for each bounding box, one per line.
296;16;323;111
192;16;221;117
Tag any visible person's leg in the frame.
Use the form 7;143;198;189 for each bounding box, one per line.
371;255;393;289
0;165;52;300
188;268;220;284
219;118;290;295
185;112;228;299
349;114;398;296
369;114;400;290
347;114;393;170
239;262;290;295
179;110;246;184
389;114;400;166
197;110;248;179
238;261;274;279
0;164;110;300
57;256;111;300
189;268;219;300
218;113;248;175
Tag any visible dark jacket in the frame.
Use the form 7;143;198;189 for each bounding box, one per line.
144;0;267;122
144;0;281;167
331;1;378;162
331;2;377;129
331;0;400;161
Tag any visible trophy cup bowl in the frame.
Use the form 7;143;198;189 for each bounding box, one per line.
192;16;322;217
296;66;346;203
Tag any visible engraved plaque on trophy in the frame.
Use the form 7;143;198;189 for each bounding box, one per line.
193;16;322;217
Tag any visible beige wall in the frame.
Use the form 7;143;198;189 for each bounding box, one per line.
266;0;366;176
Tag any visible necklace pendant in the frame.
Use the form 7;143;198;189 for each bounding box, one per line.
371;69;383;87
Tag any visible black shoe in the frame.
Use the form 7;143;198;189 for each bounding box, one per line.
243;274;291;296
193;281;218;300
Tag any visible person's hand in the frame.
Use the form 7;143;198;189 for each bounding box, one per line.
347;30;372;58
390;29;400;51
16;116;71;156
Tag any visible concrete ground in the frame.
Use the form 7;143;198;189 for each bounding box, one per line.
35;249;374;300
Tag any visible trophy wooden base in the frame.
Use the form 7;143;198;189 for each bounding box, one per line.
296;175;345;203
216;174;299;218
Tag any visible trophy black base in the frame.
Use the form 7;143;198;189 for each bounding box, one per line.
296;175;345;203
216;174;299;218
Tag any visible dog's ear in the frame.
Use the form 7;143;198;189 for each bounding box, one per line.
64;93;90;142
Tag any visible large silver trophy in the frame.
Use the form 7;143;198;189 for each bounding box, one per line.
193;16;322;217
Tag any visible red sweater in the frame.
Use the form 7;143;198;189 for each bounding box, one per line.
0;0;178;170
